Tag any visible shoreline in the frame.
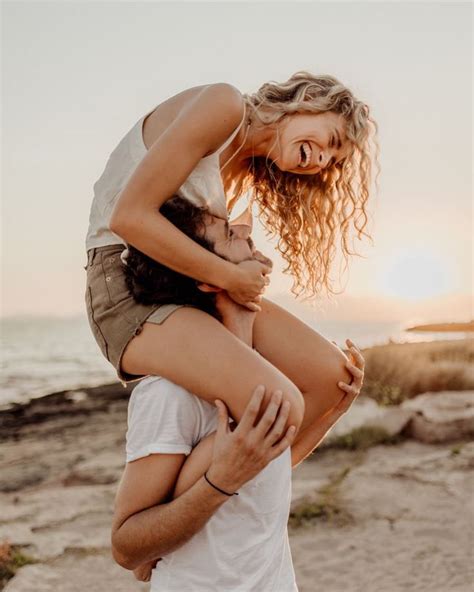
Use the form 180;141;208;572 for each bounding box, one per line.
406;320;474;332
0;382;134;440
2;336;472;416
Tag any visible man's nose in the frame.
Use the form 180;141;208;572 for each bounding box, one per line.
231;224;251;240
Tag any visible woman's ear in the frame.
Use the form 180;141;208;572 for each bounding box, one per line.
197;283;223;293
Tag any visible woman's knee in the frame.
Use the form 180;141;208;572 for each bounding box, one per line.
304;346;352;420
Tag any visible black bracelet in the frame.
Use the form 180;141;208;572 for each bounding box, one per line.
204;471;239;496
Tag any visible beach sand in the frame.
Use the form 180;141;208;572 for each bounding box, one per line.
1;381;472;591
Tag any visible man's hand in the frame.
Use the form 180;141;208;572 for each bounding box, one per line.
206;385;297;494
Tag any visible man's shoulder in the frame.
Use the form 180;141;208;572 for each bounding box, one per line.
130;376;215;415
134;375;192;399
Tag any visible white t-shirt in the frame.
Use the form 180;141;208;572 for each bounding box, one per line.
126;375;298;592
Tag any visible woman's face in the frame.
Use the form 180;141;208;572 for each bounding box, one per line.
272;111;351;175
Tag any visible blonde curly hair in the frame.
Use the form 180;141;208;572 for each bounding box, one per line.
228;71;380;300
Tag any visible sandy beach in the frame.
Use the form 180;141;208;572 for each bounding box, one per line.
1;340;473;591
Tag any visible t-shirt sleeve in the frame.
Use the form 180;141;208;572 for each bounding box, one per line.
126;377;200;463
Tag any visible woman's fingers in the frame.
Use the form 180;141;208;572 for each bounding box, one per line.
245;301;262;312
346;339;365;367
345;360;364;379
337;381;360;396
253;249;273;269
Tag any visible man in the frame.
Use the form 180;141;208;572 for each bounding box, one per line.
111;197;363;590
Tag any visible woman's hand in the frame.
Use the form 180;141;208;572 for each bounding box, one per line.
226;259;272;312
133;558;161;582
328;338;365;422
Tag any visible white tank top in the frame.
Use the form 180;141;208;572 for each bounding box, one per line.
85;103;247;251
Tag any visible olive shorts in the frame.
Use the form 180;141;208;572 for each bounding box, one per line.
84;244;192;385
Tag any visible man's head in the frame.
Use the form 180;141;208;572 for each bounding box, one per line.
123;196;255;319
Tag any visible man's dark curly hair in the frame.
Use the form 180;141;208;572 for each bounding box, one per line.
123;196;220;319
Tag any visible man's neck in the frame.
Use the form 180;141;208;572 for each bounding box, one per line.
215;293;256;347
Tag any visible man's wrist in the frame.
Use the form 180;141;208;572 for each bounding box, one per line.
205;466;239;498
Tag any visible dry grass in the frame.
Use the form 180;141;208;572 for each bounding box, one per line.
327;426;402;450
360;338;474;405
289;467;354;529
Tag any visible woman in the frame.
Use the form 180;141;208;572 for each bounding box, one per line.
84;70;378;437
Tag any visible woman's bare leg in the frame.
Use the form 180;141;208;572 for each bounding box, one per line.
120;307;305;432
253;298;352;432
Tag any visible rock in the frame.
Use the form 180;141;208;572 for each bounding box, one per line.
325;397;413;443
4;553;148;592
363;408;413;438
0;463;49;493
402;391;474;443
325;398;382;441
62;451;124;486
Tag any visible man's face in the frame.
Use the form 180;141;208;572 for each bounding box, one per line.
202;215;254;264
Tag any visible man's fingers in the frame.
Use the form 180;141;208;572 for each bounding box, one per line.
214;400;230;435
267;424;297;461
264;397;291;446
253;390;283;439
235;385;266;433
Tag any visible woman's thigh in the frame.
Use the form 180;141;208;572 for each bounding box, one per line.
253;298;352;431
121;306;305;432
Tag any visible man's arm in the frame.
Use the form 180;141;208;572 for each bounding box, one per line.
112;450;230;570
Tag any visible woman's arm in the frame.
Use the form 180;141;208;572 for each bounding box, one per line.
109;84;269;309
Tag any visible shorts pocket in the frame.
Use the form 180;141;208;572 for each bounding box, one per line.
102;252;132;306
85;286;109;360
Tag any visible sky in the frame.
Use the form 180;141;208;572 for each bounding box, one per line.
2;0;472;324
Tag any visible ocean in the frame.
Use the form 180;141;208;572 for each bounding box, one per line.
0;314;468;408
